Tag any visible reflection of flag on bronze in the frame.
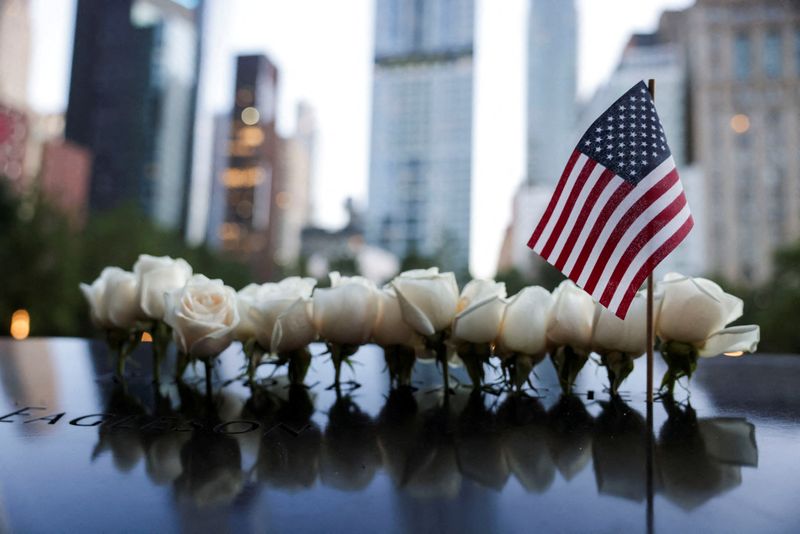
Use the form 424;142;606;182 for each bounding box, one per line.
528;81;693;319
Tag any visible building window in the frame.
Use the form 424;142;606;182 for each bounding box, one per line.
734;32;751;80
763;30;783;78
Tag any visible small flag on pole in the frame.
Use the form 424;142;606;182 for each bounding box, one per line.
528;80;693;319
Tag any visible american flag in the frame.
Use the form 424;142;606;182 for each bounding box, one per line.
527;81;693;319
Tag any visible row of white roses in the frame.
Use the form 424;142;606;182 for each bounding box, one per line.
81;255;759;387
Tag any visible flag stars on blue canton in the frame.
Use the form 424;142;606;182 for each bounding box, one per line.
576;82;672;184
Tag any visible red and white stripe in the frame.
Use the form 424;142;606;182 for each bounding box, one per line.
527;149;693;319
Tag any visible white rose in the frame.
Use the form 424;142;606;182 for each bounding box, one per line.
592;290;660;357
451;279;507;344
657;273;759;357
271;297;317;354
163;275;239;359
391;268;460;337
134;254;192;320
495;286;553;356
235;277;316;346
547;280;595;350
313;272;379;346
80;266;119;329
234;283;263;342
81;267;140;330
372;288;422;347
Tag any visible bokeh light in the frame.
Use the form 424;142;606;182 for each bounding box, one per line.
10;309;30;340
730;114;750;134
241;107;260;125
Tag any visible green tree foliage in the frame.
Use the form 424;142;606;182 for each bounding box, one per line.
723;240;800;354
495;267;528;297
0;180;249;337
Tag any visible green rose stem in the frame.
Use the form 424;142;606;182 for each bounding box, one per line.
149;320;172;384
659;340;699;397
383;345;416;388
286;347;312;386
328;342;358;390
203;358;214;399
457;342;491;390
501;353;536;393
600;351;635;396
426;332;451;397
107;329;140;379
550;345;589;394
241;338;263;384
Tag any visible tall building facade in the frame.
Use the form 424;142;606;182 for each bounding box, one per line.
366;0;475;273
65;0;201;231
686;0;800;283
0;0;30;110
527;0;577;186
0;105;26;191
206;54;283;281
275;102;316;268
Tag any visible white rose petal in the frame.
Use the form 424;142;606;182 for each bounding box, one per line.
134;254;193;320
656;273;758;357
592;290;661;357
658;273;743;345
391;268;459;337
547;280;595;350
313;272;379;346
234;283;263;341
698;325;760;358
80;266;120;329
451;279;507;344
271;298;316;353
236;277;316;346
163;275;239;359
372;288;421;347
496;286;553;356
102;268;141;330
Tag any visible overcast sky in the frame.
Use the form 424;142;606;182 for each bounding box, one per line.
28;0;694;277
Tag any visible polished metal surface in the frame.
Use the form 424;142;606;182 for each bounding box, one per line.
1;339;798;533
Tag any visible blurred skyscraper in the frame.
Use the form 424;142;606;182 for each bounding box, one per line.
276;102;317;268
0;0;30;111
497;0;577;277
367;0;475;274
685;0;800;283
206;54;283;281
0;0;30;192
0;105;27;191
527;0;577;186
65;0;202;232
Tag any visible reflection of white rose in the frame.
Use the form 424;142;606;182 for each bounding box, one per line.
313;272;379;346
391;268;459;337
81;267;141;330
657;273;759;357
371;288;421;347
146;432;191;485
133;254;193;320
163;275;239;358
495;286;553;356
593;290;660;357
547;280;595;350
451;280;506;344
234;277;316;346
